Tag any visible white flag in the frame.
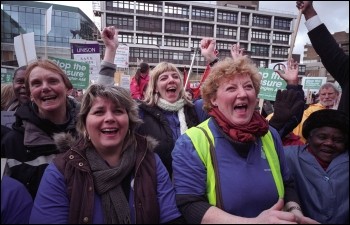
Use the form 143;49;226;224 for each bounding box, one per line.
46;6;53;34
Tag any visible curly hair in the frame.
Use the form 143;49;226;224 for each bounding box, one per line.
201;57;261;112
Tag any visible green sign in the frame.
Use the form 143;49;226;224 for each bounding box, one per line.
1;67;14;84
1;73;13;84
49;57;90;89
258;68;287;101
304;78;324;89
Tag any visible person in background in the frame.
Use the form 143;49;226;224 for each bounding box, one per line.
172;56;319;224
292;82;339;143
1;83;15;111
1;59;80;199
7;66;30;111
30;84;184;224
297;1;348;116
284;109;348;223
130;62;150;100
97;26;199;176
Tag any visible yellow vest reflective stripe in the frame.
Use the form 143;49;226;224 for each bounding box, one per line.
186;119;284;206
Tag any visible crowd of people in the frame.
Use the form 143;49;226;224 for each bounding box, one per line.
1;1;348;224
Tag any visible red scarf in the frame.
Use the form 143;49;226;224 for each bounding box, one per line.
208;108;269;143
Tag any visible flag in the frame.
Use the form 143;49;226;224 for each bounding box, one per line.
192;64;211;99
46;6;53;34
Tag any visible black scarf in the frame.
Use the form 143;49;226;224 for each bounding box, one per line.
86;144;136;224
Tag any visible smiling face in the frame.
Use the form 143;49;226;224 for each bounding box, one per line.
211;75;257;125
13;69;30;105
308;127;346;163
86;97;129;154
156;71;182;103
28;67;69;120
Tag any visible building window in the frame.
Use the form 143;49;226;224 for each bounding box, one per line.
119;33;134;44
272;47;288;58
192;23;213;37
192;7;214;21
273;32;289;44
165;4;189;19
252;15;271;28
217;11;238;24
136;17;161;32
274;18;291;31
136;34;161;45
240;28;249;40
165;20;188;35
106;1;135;13
106;14;133;30
217;26;237;39
164;37;188;48
241;13;249;25
251;45;269;57
251;30;270;42
136;1;162;16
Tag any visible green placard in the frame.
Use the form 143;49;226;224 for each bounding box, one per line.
49;57;90;89
258;68;287;101
1;73;13;84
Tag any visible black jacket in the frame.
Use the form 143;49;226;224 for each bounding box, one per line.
138;103;199;176
1;98;80;198
308;24;349;115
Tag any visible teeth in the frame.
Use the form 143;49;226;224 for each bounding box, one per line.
101;128;117;132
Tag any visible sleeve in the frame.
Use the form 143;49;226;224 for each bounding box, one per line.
154;154;183;223
29;163;69;224
130;76;142;100
308;24;349;86
97;60;117;86
171;133;212;223
1;176;33;224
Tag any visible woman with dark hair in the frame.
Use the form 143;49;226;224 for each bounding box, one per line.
130;62;150;100
30;84;183;224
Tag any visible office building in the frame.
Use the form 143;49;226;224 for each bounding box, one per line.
1;1;100;67
93;1;297;80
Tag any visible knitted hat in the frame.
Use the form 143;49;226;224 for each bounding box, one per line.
302;109;349;140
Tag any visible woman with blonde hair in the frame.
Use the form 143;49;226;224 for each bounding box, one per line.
97;26;199;176
1;83;15;111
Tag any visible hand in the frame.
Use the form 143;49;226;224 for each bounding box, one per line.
269;89;305;136
230;44;246;61
101;26;119;51
274;58;299;85
296;1;317;20
252;199;300;223
200;38;217;63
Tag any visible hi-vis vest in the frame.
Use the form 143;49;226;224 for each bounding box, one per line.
185;119;284;207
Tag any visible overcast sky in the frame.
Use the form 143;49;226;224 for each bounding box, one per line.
38;1;349;60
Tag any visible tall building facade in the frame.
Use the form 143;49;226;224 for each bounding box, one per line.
93;1;297;80
1;1;100;67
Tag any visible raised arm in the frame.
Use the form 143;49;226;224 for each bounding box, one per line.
97;26;119;86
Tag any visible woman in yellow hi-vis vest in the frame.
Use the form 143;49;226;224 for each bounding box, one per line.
172;55;319;224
